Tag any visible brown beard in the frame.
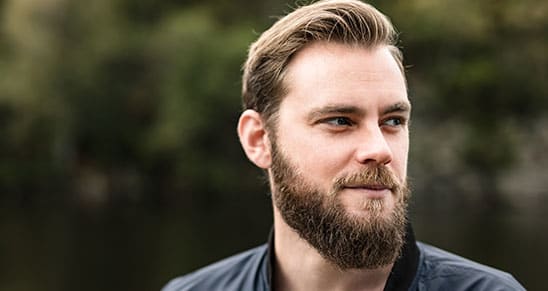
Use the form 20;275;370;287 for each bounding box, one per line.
270;139;409;270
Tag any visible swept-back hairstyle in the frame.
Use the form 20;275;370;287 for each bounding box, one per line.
242;0;403;126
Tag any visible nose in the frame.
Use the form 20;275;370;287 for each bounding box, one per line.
355;127;393;165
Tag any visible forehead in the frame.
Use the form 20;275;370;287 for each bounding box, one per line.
281;42;408;110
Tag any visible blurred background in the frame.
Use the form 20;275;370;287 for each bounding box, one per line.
0;0;546;290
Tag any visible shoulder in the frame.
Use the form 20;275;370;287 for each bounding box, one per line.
162;244;269;291
415;242;525;291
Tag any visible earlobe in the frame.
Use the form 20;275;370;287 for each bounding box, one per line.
237;110;272;169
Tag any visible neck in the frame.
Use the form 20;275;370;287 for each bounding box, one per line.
272;209;394;291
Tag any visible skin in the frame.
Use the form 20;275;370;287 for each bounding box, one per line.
238;42;410;291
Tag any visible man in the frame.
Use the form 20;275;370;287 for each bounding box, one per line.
163;0;525;290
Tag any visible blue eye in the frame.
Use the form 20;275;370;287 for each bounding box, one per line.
325;117;353;126
383;117;404;127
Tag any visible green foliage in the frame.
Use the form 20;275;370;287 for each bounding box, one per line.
0;0;264;207
387;0;548;181
0;0;546;290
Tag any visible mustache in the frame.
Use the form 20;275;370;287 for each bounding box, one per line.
332;164;400;192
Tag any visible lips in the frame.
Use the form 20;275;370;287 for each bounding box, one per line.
340;184;393;200
344;184;391;191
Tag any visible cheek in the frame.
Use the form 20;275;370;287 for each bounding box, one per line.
389;138;409;179
306;150;358;189
281;132;350;177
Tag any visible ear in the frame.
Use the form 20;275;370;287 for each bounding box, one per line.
237;110;272;169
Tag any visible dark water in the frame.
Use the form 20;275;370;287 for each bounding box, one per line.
0;193;543;291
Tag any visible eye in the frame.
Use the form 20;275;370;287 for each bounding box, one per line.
324;117;354;127
382;117;406;127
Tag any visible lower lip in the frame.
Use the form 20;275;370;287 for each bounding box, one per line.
342;187;391;199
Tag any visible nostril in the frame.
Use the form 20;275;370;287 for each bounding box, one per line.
357;152;392;166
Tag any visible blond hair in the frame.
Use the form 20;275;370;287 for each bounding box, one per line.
242;0;403;125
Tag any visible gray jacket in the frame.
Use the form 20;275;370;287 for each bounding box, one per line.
163;227;525;291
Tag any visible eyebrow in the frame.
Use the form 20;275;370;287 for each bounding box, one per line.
382;101;412;115
306;101;411;122
306;105;365;122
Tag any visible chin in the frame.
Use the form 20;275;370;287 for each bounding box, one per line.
344;199;394;219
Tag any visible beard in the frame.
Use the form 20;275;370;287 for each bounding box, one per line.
270;140;409;270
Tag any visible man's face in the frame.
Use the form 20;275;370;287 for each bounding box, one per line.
269;42;411;269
